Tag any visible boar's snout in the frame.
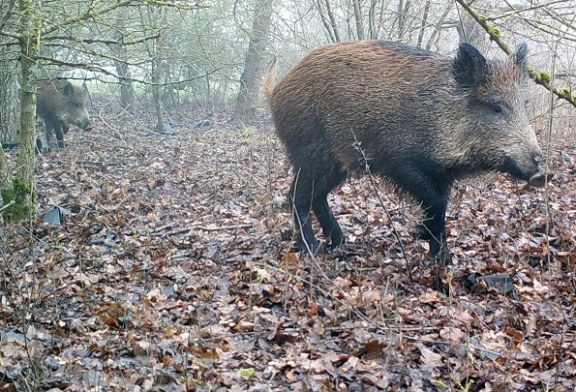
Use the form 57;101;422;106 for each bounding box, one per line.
527;151;554;187
530;149;544;175
503;148;545;183
76;117;92;131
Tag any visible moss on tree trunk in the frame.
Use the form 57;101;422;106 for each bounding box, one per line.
1;178;35;221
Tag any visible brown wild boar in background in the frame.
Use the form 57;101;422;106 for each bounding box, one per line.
37;79;91;148
265;40;546;260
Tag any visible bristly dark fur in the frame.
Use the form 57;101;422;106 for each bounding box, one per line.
266;40;543;258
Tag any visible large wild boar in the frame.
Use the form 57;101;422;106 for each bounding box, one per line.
37;79;91;148
266;40;546;259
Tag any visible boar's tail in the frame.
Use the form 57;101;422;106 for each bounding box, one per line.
261;56;278;105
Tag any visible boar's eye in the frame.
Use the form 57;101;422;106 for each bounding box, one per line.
489;103;503;114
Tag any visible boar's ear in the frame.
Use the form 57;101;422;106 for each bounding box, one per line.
63;81;74;96
512;43;528;73
453;43;488;88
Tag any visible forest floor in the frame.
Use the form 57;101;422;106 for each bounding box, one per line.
1;107;576;392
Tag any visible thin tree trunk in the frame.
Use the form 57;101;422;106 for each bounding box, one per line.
234;0;274;120
352;0;365;40
17;52;36;188
141;5;166;133
314;0;340;43
117;60;135;110
323;0;340;42
114;18;135;110
315;0;336;42
0;147;10;209
151;36;165;133
425;2;453;51
397;0;411;40
0;47;18;142
11;0;39;220
368;0;378;39
416;0;431;48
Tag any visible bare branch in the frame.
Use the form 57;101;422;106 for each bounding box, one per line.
42;33;160;46
36;55;222;87
486;0;568;22
41;1;140;36
455;0;576;108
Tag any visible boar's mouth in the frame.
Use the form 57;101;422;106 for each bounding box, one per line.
501;156;541;182
528;172;553;187
74;119;92;130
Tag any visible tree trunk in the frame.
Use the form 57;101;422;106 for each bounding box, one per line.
416;0;431;48
397;0;411;40
368;0;387;39
117;60;135;110
425;2;453;51
234;0;274;120
141;5;167;133
112;17;135;110
0;147;10;210
7;0;40;221
352;0;365;40
315;0;340;43
151;36;166;133
0;47;19;142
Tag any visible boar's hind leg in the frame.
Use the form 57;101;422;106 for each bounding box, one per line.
312;166;347;250
291;163;346;254
290;170;319;253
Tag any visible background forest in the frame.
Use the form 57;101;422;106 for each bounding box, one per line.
1;0;576;391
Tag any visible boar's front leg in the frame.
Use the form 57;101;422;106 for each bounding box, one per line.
390;167;452;261
421;198;449;260
44;118;55;147
54;120;67;148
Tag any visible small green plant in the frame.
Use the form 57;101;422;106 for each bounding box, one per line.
433;378;474;392
455;378;474;392
239;368;255;378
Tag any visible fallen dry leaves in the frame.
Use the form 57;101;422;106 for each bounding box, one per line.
1;107;575;391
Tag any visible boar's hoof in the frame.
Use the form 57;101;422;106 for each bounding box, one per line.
296;238;321;255
325;240;343;252
418;226;433;241
432;245;452;266
528;172;554;188
326;233;345;251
